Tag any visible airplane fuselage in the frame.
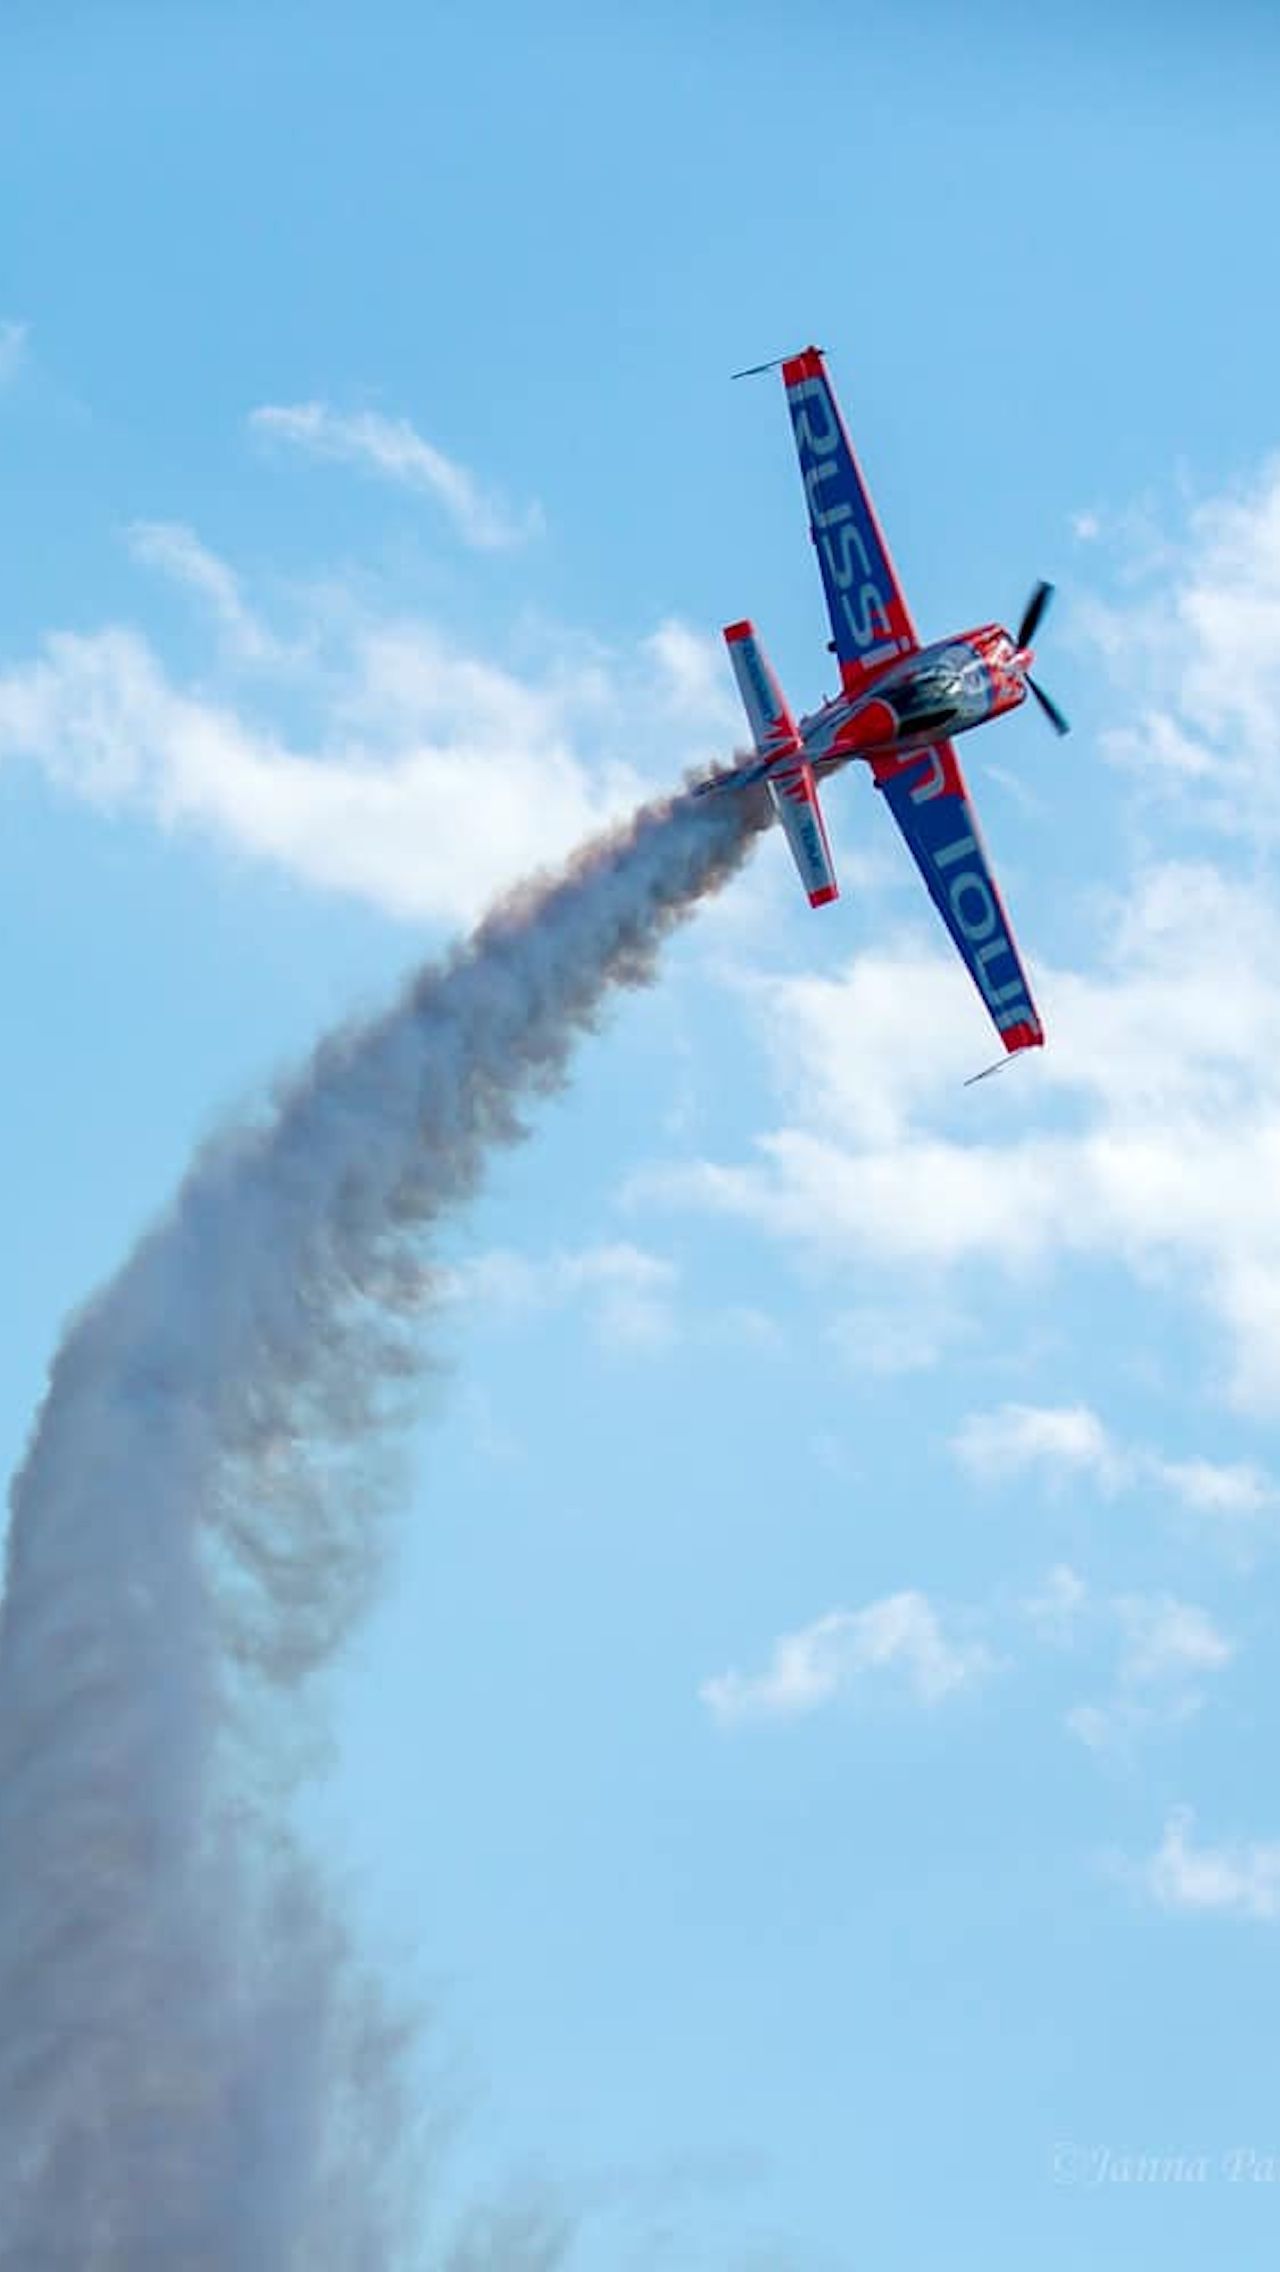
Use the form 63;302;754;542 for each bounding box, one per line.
799;623;1030;771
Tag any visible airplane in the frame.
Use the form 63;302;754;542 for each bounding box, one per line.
701;344;1065;1064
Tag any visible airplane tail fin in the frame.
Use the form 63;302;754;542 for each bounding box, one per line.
722;620;838;908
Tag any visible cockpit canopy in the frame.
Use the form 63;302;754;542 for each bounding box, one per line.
885;644;990;736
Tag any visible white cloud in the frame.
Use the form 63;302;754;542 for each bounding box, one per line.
726;941;999;1154
0;504;754;926
1020;1562;1088;1639
0;607;691;923
249;401;539;550
951;1401;1270;1521
127;521;284;663
1029;1577;1235;1754
441;1248;788;1358
972;1399;1252;1751
1020;1566;1232;1678
439;1242;679;1351
1082;457;1280;838
701;1591;990;1726
0;320;27;384
706;1562;1235;1757
1065;1703;1124;1750
644;851;1280;1411
1153;1455;1268;1516
1141;1808;1280;1921
952;1404;1121;1491
636;455;1280;1414
1111;1593;1233;1687
643;620;740;737
828;1299;960;1378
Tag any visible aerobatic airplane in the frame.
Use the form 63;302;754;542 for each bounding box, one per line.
703;345;1066;1062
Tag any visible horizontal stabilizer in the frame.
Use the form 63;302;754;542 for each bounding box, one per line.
721;619;838;907
723;619;803;763
767;759;839;908
693;755;773;796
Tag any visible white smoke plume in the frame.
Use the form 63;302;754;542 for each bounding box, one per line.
0;782;768;2268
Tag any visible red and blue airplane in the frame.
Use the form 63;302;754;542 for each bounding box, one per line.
703;345;1066;1062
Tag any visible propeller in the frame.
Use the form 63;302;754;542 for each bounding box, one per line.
1026;675;1070;737
1015;578;1053;650
1014;580;1070;736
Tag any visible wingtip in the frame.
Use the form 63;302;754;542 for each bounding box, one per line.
731;345;825;381
963;1034;1044;1087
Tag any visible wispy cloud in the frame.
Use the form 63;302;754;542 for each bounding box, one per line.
0;511;747;924
127;520;283;663
1066;1592;1234;1753
0;319;28;384
1020;1562;1089;1640
705;1564;1235;1751
643;855;1280;1407
827;1297;964;1378
701;1591;991;1727
439;1242;679;1351
1111;1593;1234;1686
1017;1567;1235;1753
0;575;736;920
1140;1808;1280;1921
0;623;624;922
643;620;740;735
1157;1454;1273;1516
1083;457;1280;839
953;1403;1123;1492
951;1402;1270;1520
249;401;540;549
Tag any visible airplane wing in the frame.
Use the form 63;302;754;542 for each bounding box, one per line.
781;347;918;699
869;741;1044;1054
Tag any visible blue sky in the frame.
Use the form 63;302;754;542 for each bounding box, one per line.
6;1;1280;2262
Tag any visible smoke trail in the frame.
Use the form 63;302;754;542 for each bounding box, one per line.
0;782;767;2269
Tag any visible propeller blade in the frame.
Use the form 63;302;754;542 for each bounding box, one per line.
1016;580;1054;650
1027;674;1070;737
